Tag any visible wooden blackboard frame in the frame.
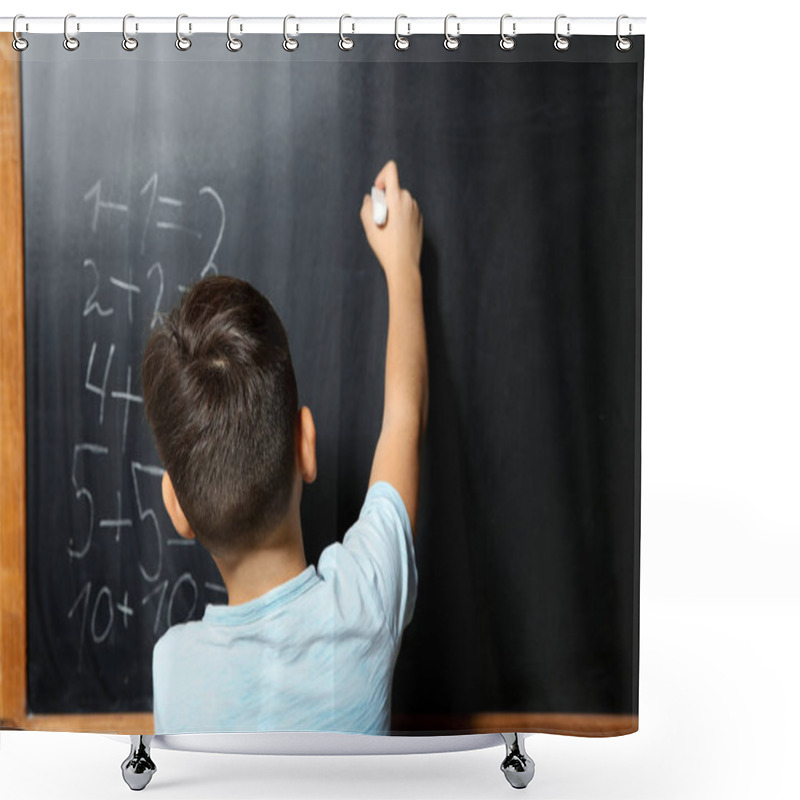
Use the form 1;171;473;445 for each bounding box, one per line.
0;33;636;736
0;34;152;735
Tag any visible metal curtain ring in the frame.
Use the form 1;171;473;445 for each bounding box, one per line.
63;13;80;51
122;14;138;51
283;15;299;51
444;14;460;51
12;14;29;51
499;14;516;50
227;15;243;51
339;14;354;50
616;14;632;51
394;15;410;50
176;14;192;50
554;14;570;51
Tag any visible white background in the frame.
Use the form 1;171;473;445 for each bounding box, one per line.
2;1;799;798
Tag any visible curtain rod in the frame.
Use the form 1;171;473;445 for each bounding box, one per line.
1;16;646;37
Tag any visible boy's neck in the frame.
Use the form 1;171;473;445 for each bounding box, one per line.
212;509;308;607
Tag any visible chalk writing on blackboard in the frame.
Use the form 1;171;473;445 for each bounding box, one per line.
82;259;114;318
69;443;108;560
84;342;115;425
83;179;129;233
98;490;132;543
65;172;229;673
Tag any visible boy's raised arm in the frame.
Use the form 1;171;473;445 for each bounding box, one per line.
360;160;429;539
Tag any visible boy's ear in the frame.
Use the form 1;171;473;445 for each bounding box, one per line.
298;406;317;484
161;471;195;540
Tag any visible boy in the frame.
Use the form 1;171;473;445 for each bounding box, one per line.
141;160;428;735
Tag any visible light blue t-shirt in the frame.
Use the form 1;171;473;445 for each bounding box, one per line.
152;481;418;735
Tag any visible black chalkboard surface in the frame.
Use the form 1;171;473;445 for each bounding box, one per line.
22;33;642;727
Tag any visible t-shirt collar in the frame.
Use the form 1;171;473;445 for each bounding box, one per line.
203;565;319;625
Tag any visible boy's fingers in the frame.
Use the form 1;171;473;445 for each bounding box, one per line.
361;194;377;230
374;160;400;198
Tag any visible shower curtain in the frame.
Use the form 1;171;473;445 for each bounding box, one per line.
1;27;643;738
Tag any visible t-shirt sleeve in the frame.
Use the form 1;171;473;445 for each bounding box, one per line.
340;481;418;640
151;632;170;734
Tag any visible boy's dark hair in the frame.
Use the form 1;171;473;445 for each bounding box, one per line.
141;275;298;558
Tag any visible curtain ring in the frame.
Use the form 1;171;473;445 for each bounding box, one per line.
499;14;516;50
227;15;243;51
394;15;410;50
615;15;632;51
122;14;138;51
63;13;80;51
283;15;299;51
12;15;29;51
175;14;191;50
554;14;570;51
443;14;460;51
339;14;354;50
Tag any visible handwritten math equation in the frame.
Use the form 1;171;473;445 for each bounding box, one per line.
67;172;228;671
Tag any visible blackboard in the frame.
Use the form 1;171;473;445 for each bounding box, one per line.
21;33;643;728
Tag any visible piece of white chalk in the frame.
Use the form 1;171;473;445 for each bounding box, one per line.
371;186;387;227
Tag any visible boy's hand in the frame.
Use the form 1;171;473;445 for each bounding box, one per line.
360;160;423;279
